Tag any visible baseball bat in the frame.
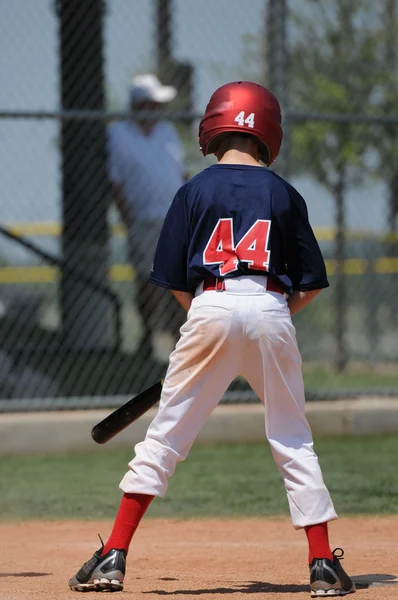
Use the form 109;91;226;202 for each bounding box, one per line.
91;379;164;444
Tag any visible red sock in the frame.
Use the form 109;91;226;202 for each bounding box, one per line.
304;522;333;563
101;493;154;556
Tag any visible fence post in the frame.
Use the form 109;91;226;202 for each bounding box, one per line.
58;0;111;349
155;0;194;126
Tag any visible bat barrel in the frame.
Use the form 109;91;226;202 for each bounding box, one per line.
91;379;163;444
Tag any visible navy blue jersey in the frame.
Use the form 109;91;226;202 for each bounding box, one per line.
149;164;329;296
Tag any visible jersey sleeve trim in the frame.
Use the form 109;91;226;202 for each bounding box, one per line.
294;281;330;291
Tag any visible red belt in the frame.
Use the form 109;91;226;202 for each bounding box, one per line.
202;276;284;295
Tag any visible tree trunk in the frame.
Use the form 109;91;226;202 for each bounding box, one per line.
388;169;398;235
265;0;291;178
388;168;398;328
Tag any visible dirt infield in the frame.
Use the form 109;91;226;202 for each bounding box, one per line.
1;517;398;600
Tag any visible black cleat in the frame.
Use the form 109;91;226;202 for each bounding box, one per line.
68;547;126;592
309;548;355;597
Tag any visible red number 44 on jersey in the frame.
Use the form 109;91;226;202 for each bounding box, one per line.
203;218;271;276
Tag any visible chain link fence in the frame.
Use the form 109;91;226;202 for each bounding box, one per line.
0;0;397;409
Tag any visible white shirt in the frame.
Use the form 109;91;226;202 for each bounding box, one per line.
107;120;184;220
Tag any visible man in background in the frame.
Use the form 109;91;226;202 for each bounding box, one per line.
108;74;186;365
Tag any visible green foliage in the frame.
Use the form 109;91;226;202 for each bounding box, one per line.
231;1;397;194
289;0;392;189
1;437;398;521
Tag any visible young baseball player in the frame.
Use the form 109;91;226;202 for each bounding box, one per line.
69;81;355;597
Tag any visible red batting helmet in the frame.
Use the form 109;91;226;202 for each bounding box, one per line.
198;81;283;165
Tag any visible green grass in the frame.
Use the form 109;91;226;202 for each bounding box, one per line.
302;365;398;390
1;436;398;522
234;364;398;392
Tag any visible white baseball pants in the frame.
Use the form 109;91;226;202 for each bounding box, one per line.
119;275;337;528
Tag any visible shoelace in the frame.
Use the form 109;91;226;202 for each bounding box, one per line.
332;547;345;560
98;533;105;553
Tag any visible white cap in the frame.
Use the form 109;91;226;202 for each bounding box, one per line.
130;74;177;104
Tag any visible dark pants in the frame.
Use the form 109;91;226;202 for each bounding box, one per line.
135;276;186;360
128;219;185;360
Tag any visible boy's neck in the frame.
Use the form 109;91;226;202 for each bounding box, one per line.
217;149;261;166
214;135;262;166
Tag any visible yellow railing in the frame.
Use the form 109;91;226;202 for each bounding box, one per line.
3;221;126;238
3;221;398;243
0;258;398;285
0;264;133;284
1;222;397;284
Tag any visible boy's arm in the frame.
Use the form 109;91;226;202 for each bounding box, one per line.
280;186;329;298
149;186;191;293
287;288;322;316
171;290;194;312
